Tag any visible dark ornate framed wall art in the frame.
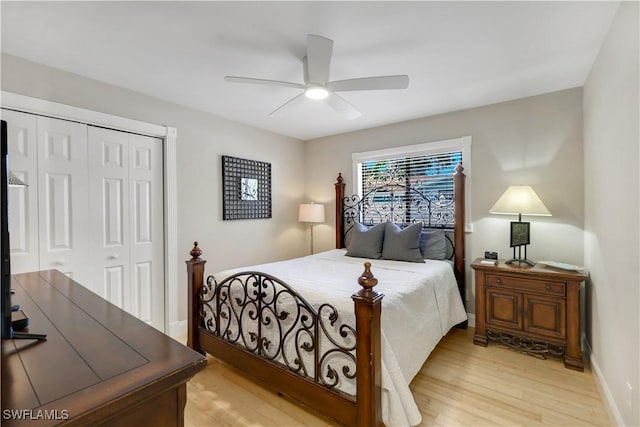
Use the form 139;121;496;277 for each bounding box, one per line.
221;155;272;220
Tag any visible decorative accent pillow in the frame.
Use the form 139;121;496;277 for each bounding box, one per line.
419;230;448;260
345;222;385;259
381;222;425;263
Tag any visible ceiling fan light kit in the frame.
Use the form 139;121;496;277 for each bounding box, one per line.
224;34;409;119
305;86;329;100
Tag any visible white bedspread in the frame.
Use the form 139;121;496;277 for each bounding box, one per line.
214;249;467;426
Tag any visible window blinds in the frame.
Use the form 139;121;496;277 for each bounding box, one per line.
360;150;462;227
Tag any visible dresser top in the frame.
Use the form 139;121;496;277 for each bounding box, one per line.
471;258;588;281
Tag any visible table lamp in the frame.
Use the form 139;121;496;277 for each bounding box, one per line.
490;185;551;266
298;202;325;254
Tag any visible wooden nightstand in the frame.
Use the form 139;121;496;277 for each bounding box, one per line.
471;258;587;371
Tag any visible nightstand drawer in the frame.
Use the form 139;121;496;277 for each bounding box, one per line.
486;274;565;296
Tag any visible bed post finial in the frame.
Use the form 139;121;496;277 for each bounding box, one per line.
190;241;202;260
358;262;378;291
186;242;206;354
352;262;383;426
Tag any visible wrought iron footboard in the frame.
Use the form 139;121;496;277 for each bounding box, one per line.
199;270;358;395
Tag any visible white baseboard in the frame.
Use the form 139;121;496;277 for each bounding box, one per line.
169;320;187;338
583;335;625;426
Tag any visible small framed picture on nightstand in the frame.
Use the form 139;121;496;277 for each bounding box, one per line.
510;222;530;247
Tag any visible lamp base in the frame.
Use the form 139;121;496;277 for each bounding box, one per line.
309;225;314;255
505;258;536;267
508;243;534;266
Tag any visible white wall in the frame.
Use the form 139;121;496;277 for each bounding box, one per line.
0;53;308;329
583;2;639;426
305;88;585;313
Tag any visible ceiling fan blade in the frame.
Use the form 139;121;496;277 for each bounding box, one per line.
327;75;409;92
324;93;362;120
305;34;333;85
268;93;306;117
224;76;304;90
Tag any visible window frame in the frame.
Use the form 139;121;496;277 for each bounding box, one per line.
352;136;472;231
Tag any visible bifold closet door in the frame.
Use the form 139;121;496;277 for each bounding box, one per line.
3;109;39;274
5;110;89;280
87;127;130;305
88;127;164;329
129;133;164;329
5;109;165;330
36;116;90;283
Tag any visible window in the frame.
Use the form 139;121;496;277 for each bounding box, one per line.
352;137;471;228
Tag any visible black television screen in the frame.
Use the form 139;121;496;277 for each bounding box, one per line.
1;119;12;339
1;119;46;341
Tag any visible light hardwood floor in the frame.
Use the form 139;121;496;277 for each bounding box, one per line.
184;327;614;427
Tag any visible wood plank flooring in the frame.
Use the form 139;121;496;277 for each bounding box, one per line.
184;327;614;426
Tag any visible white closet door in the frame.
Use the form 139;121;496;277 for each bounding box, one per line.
88;128;164;330
5;110;165;330
88;127;130;306
3;109;39;274
129;133;164;330
37;116;89;283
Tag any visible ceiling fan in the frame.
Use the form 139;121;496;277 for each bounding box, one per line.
224;34;410;120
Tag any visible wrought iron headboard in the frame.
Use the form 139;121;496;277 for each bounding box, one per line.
334;163;467;313
340;166;457;259
341;167;457;254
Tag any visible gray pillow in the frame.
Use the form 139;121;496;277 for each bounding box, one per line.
345;222;385;259
382;222;425;263
419;230;448;260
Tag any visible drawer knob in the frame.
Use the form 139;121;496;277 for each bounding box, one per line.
495;278;502;284
545;284;552;291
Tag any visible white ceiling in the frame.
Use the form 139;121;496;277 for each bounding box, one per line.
1;1;619;141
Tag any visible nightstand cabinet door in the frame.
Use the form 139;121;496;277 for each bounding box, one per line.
486;287;522;331
523;294;566;340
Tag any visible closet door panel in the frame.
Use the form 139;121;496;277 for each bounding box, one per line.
2;110;39;274
129;134;164;330
45;173;73;249
88;127;130;305
37;117;89;283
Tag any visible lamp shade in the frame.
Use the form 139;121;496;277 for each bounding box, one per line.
298;203;325;223
490;186;551;216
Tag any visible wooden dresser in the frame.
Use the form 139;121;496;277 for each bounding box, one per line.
2;270;207;426
471;259;587;371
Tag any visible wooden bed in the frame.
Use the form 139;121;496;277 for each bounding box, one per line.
187;163;466;426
